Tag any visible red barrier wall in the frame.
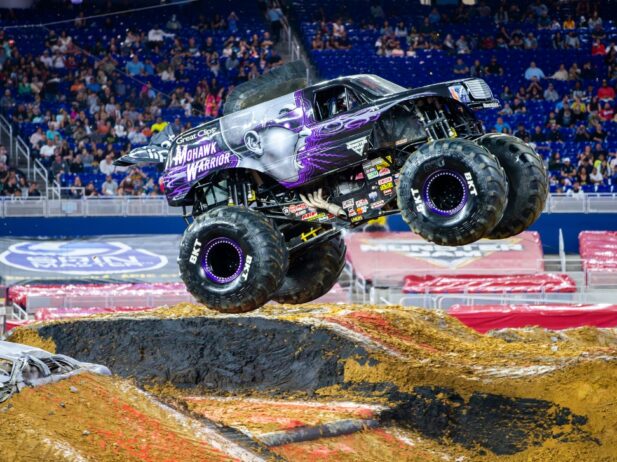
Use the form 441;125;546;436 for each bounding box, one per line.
449;304;617;333
403;273;577;294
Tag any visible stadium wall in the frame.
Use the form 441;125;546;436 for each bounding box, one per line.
389;213;617;253
2;214;617;253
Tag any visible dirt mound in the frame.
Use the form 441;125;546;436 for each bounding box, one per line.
7;304;617;461
0;373;267;462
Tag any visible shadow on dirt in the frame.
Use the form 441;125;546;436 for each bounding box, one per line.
380;385;596;455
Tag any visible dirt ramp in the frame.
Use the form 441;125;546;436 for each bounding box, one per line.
8;304;617;461
0;373;268;462
35;316;371;394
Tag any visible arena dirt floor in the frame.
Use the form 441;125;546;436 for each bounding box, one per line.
4;303;617;462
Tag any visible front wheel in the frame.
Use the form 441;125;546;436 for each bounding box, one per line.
397;139;508;246
178;206;288;313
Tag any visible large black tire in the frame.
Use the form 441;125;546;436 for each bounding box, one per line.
476;134;548;239
272;236;346;304
397;139;508;246
178;206;288;313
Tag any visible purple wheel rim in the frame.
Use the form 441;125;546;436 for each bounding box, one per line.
422;169;469;217
201;237;245;284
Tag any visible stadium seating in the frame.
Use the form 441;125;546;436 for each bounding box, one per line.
290;1;617;195
0;1;275;196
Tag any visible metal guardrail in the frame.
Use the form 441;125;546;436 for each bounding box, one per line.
0;114;49;192
0;197;186;217
544;194;617;213
0;114;15;165
385;290;617;310
0;194;616;218
546;194;617;213
273;0;312;81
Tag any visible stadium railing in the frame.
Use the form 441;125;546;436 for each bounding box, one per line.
2;194;617;218
0;118;49;191
0;196;185;217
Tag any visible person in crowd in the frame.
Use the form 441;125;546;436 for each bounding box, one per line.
40;139;57;161
453;58;469;75
266;4;284;42
563;15;575;29
494;117;511;133
84;181;98;197
574;125;591;142
101;174;119;196
125;55;145;76
567;182;585;198
147;25;174;48
531;125;546;142
50;154;68;180
565;31;581;49
27;183;41;197
69;176;84;198
599;103;615;121
598;80;616;101
548;152;563;170
551;64;569;81
524;61;545;80
99;154;115;175
500;85;513;101
514;124;530;141
544;83;560;102
455;35;470;54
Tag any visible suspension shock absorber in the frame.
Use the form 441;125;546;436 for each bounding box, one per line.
414;106;437;142
439;109;457;138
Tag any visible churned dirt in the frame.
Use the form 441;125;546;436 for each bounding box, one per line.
0;373;250;462
5;303;617;461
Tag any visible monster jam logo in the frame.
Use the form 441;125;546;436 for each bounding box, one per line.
360;240;524;268
346;137;368;156
0;241;168;274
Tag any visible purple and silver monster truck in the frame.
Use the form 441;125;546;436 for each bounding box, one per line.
115;62;547;313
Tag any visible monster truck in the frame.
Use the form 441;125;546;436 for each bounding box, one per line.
115;62;548;313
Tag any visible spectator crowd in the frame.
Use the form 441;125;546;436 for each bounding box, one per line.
300;0;617;194
0;1;284;198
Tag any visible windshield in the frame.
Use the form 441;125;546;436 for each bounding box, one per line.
354;75;406;97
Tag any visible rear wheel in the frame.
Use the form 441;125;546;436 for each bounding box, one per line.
272;236;346;304
476;134;548;239
178;206;288;313
397;139;508;246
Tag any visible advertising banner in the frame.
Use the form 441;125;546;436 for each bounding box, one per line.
0;235;182;283
345;231;544;283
